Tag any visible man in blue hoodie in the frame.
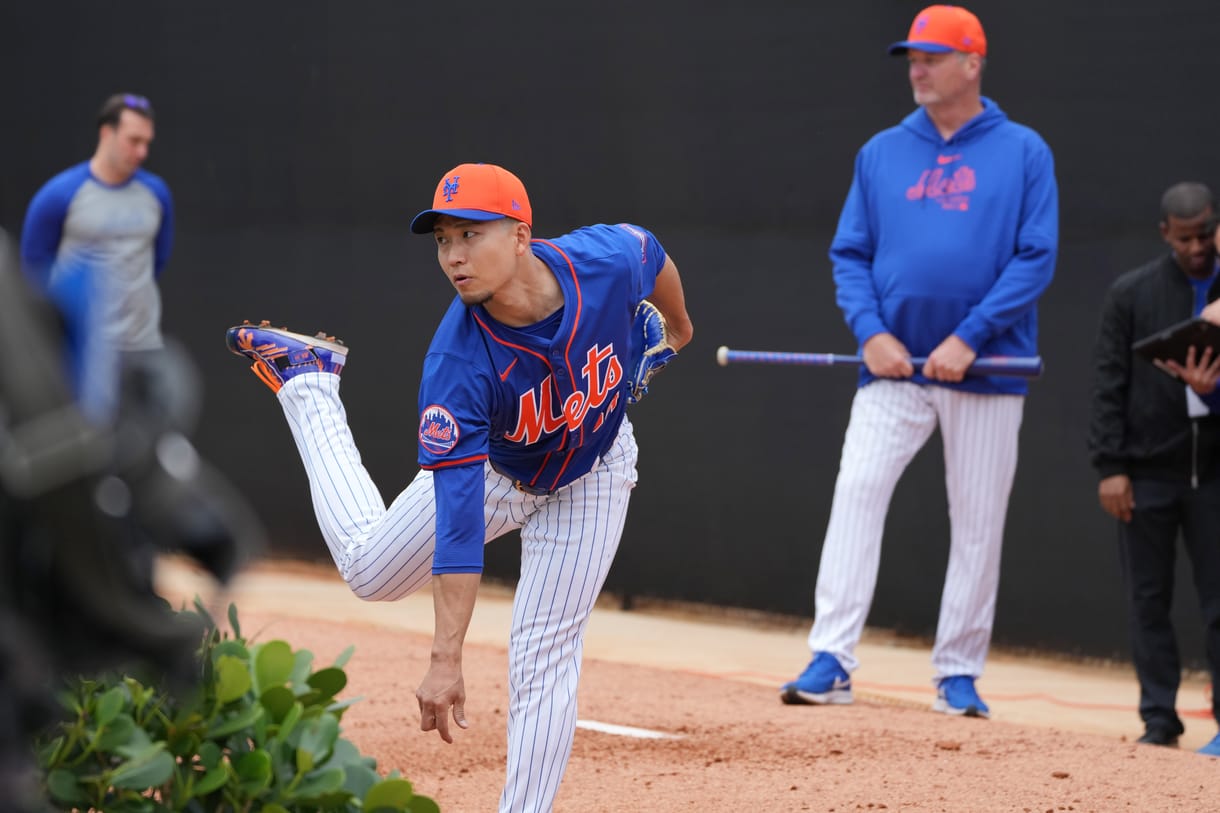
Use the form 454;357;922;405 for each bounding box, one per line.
781;5;1058;718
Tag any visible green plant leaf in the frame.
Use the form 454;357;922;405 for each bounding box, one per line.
260;685;296;723
207;703;264;739
342;759;380;801
54;687;81;715
45;768;88;804
213;639;250;661
197;740;222;769
286;766;346;801
234;749;272;793
97;713;139;752
114;726;154;760
275;699;304;745
254;640;295;693
296;715;339;773
32;604;436;813
365;778;417;810
306;667;347;700
111;743;175;789
122;676;155;716
328;737;363;768
95;685;127;726
333;644;355;668
167;730;201;759
37;735;65;769
191;595;215;628
252;704;271;746
193;764;229;796
289;648;315;690
227;601;241;639
407;796;441;813
327;696;362;714
171;686;208;726
215;654;253;704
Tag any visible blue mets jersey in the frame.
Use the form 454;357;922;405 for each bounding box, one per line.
418;223;667;573
20;161;174;352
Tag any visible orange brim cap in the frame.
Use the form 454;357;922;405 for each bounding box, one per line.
410;163;533;234
888;4;987;56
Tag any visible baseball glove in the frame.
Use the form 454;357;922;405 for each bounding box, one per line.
626;299;676;404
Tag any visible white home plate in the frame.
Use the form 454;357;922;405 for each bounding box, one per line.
576;720;681;739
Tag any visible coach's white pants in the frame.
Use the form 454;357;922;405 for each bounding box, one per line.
807;380;1023;681
276;372;638;813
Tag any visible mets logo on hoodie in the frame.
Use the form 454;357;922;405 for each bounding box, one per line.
907;154;976;211
419;405;459;455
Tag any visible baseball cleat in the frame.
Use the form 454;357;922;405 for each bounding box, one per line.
780;652;853;705
226;320;348;393
932;675;990;719
1198;732;1220;757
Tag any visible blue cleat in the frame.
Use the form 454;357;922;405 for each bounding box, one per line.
780;652;853;705
1199;732;1220;757
226;321;348;393
933;675;990;719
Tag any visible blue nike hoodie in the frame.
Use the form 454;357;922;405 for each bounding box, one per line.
830;97;1058;395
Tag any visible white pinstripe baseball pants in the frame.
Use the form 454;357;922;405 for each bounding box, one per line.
807;380;1024;681
276;372;638;813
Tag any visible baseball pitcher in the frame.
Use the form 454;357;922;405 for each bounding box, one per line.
227;162;693;812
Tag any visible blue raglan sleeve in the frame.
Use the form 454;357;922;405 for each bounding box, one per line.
20;174;77;292
418;351;493;574
830;147;888;346
145;174;174;278
611;223;667;304
432;464;487;574
953;133;1059;351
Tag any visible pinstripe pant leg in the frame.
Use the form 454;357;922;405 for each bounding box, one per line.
929;389;1024;679
499;418;638;813
808;381;938;672
276;372;534;601
277;372;397;587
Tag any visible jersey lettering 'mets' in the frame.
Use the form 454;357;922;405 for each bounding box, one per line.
506;343;622;444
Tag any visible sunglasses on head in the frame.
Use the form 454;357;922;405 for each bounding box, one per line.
123;94;151;110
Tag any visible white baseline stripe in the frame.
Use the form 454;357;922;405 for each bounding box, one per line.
576;720;681;740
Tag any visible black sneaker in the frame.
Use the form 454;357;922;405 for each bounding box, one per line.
1136;725;1180;747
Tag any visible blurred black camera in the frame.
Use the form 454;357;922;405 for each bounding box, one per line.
0;232;263;808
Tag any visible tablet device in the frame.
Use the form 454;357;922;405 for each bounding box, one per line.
1132;317;1220;370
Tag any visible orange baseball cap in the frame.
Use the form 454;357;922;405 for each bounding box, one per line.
888;5;987;56
410;163;533;234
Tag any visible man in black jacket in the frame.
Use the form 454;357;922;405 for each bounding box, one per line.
1088;181;1220;755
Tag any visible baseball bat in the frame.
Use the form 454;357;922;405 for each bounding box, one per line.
714;346;1043;378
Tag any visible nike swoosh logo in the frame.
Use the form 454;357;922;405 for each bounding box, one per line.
499;358;518;381
937;154;962;165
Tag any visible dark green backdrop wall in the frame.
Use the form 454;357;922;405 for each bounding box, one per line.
5;0;1220;666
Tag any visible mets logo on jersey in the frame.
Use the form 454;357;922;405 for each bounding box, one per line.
419;405;460;455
